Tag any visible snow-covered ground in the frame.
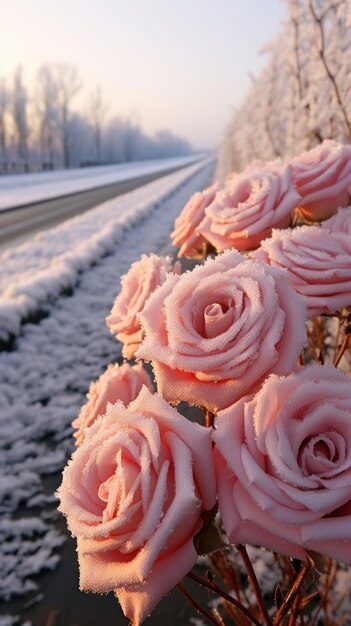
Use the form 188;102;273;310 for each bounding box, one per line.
0;158;210;342
0;158;215;624
0;154;204;211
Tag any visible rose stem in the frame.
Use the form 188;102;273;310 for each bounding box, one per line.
279;557;307;626
313;317;324;364
273;561;310;626
210;550;252;615
309;558;335;626
299;609;305;626
209;554;251;626
177;580;221;626
187;570;262;626
328;561;343;618
307;323;318;363
334;334;350;367
235;543;273;626
333;318;342;362
205;409;215;428
211;607;226;626
309;323;320;363
288;592;301;626
45;610;60;626
283;556;296;579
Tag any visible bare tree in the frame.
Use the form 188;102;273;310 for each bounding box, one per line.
89;87;107;164
11;66;29;167
52;64;81;168
35;65;60;169
0;61;192;174
66;112;93;168
0;79;8;170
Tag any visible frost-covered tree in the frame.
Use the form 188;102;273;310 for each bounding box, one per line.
153;130;191;157
35;65;60;169
11;67;29;167
217;0;351;179
0;79;8;170
52;64;81;168
89;87;107;165
0;63;193;174
66;112;94;168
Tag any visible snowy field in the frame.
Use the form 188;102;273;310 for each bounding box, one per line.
0;154;204;211
0;158;215;625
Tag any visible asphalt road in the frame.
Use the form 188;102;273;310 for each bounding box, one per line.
0;164;188;251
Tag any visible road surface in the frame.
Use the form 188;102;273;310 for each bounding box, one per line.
0;164;188;251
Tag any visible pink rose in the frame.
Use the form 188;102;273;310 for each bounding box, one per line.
213;365;351;564
57;387;216;626
72;362;153;445
136;250;306;412
240;157;285;177
196;165;300;252
291;140;351;221
170;182;220;258
321;206;351;236
106;254;181;359
252;225;351;317
223;158;283;187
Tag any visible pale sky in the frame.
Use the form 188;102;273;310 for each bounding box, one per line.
0;0;286;150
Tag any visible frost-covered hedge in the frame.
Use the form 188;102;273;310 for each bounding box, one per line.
217;0;351;180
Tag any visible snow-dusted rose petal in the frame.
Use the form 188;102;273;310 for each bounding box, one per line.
291;140;351;221
196;165;300;253
57;387;216;626
106;254;181;359
136;250;306;412
252;225;351;316
213;365;351;564
240;157;285;178
171;182;220;258
72;362;153;445
321;206;351;236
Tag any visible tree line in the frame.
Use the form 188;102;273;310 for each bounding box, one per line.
217;0;351;179
0;63;191;175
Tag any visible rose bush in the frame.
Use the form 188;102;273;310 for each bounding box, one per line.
196;164;300;252
251;225;351;317
106;254;181;359
290;140;351;221
136;250;306;412
57;386;216;626
58;145;351;624
171;182;220;258
213;364;351;564
72;362;153;445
